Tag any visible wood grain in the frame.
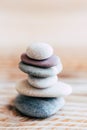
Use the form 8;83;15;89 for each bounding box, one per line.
0;79;87;129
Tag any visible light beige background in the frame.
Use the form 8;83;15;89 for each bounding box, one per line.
0;0;87;47
0;0;87;81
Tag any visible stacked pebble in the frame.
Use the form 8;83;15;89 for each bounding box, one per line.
15;42;72;118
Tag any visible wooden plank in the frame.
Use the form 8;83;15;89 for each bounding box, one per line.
0;80;87;129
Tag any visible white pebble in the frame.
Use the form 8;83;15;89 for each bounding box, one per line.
26;42;53;60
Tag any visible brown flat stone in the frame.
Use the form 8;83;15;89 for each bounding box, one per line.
21;53;60;68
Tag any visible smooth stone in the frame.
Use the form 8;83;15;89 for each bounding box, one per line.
19;62;63;77
21;53;60;68
16;79;72;97
15;95;65;118
28;75;58;88
26;42;53;60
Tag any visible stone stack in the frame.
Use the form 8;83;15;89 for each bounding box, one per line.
15;42;72;118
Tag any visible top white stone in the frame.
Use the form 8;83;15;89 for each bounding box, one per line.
26;42;53;60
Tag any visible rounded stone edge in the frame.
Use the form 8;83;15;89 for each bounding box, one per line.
14;95;65;118
26;42;53;60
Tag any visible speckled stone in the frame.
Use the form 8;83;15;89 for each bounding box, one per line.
19;62;63;77
21;53;61;68
15;95;65;118
16;79;72;97
26;42;53;60
28;75;58;88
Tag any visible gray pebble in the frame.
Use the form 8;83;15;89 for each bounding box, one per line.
19;62;62;77
15;95;65;118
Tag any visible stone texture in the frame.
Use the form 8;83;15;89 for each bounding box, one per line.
15;95;65;118
16;79;72;97
21;53;61;68
19;62;63;77
26;42;53;60
28;75;58;88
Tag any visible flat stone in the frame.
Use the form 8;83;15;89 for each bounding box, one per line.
21;53;61;68
15;95;65;118
16;79;72;97
19;62;62;77
26;42;53;60
28;75;58;88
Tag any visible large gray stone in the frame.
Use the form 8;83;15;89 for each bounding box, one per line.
15;95;65;118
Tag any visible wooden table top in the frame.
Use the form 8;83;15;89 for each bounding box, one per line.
0;78;87;130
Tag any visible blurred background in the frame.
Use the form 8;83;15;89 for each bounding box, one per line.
0;0;87;81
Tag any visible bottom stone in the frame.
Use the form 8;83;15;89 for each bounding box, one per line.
14;95;65;118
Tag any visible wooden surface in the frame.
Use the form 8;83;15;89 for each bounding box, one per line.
0;78;87;130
